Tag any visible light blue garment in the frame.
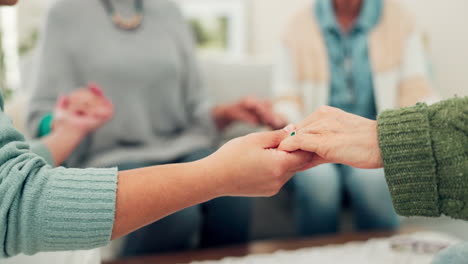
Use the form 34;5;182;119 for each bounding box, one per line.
315;0;382;119
288;164;400;236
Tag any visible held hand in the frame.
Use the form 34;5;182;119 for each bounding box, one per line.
278;106;383;169
52;85;114;136
203;128;314;197
213;96;287;131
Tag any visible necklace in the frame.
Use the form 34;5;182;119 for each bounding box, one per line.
101;0;144;31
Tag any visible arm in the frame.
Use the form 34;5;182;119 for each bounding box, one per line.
37;127;86;166
31;87;114;167
272;43;304;124
279;97;468;220
378;97;468;219
1;105;311;258
0;108;118;258
112;129;311;239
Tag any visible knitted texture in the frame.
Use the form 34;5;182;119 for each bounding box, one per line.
378;97;468;220
0;96;118;258
29;140;55;166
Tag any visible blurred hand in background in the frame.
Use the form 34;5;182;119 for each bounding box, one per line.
213;96;287;131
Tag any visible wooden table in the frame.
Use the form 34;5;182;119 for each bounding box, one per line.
106;230;408;264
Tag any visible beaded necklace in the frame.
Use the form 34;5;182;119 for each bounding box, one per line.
101;0;144;31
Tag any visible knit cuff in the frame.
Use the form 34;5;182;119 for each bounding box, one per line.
37;167;118;252
378;103;440;217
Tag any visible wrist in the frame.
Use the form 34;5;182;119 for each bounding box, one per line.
52;124;87;142
195;157;226;199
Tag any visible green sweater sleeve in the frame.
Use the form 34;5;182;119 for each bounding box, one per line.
378;97;468;220
0;106;118;258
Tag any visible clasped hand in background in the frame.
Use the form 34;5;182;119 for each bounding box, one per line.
52;83;114;136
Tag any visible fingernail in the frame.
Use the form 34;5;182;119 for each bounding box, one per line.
283;124;295;133
57;95;69;108
88;83;104;97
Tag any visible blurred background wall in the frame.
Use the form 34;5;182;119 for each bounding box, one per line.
8;0;468;98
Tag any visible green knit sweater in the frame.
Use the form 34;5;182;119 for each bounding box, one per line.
0;94;118;258
378;97;468;220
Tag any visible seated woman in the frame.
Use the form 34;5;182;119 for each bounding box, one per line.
273;0;438;236
26;0;285;257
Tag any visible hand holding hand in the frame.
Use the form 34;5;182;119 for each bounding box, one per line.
279;106;383;169
52;84;114;136
204;128;314;197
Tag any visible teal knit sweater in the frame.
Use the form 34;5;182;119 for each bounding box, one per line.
378;97;468;220
0;95;118;258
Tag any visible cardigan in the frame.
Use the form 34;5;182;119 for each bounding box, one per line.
315;0;382;120
378;97;468;220
273;0;439;123
378;97;468;263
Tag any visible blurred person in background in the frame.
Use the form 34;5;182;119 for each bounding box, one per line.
26;0;286;258
273;0;439;237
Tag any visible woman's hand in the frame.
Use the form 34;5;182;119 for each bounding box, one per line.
52;84;114;136
113;127;313;239
212;96;287;131
42;85;114;166
203;128;314;197
278;106;383;169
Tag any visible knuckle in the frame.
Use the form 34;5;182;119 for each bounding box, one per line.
268;185;281;197
317;105;332;113
269;190;280;197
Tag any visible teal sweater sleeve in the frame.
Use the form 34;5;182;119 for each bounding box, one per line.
378;97;468;220
0;102;118;258
28;141;55;166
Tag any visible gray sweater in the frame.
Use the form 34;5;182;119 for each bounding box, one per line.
27;0;217;168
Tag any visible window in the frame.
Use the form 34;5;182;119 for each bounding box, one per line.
0;6;20;96
175;0;247;57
